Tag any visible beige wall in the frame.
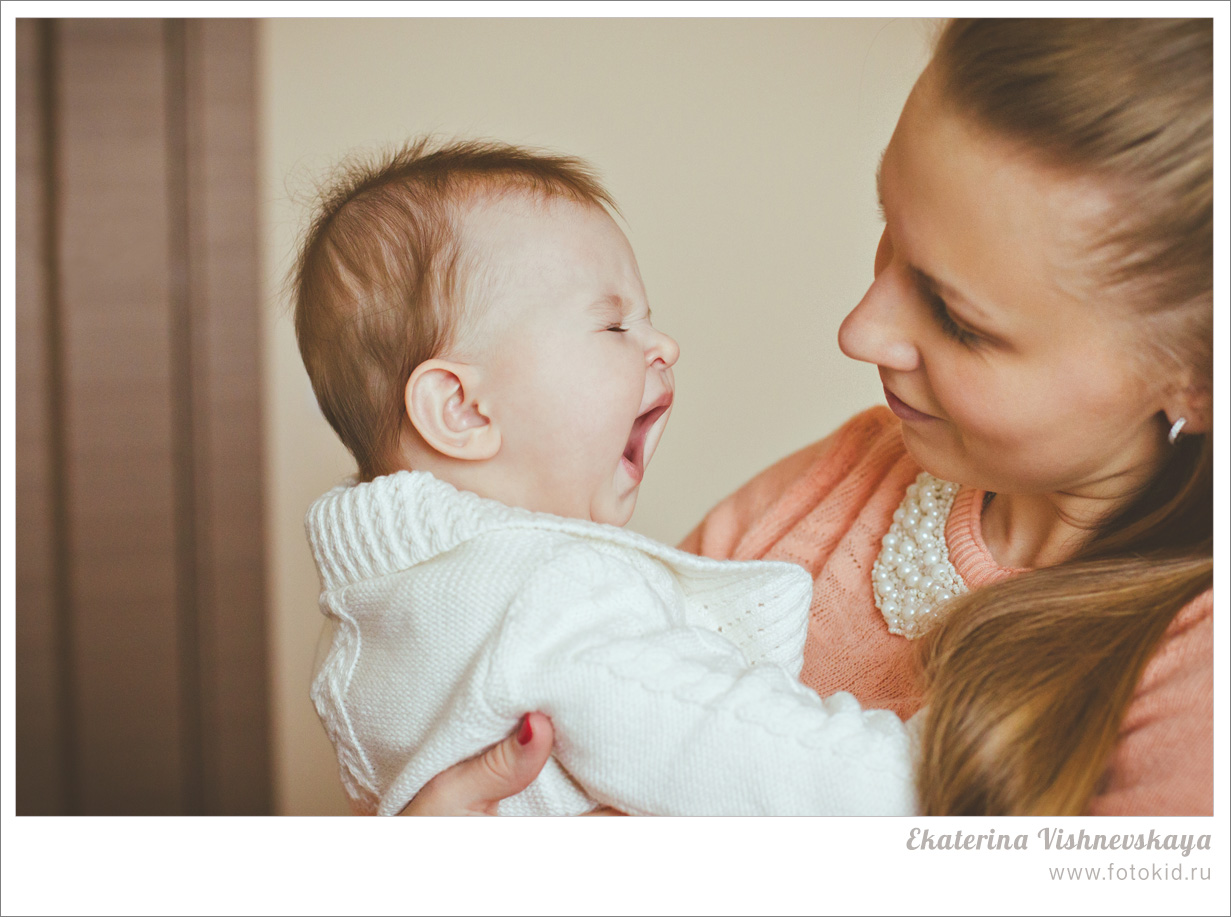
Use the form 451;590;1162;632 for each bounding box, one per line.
259;17;934;814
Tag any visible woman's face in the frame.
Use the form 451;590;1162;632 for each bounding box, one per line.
838;68;1175;499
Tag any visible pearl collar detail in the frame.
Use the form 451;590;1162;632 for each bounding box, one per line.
872;472;969;640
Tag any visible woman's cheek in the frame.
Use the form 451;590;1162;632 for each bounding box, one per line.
937;370;1029;451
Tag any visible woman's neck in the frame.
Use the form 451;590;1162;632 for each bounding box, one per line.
979;492;1087;568
980;480;1154;569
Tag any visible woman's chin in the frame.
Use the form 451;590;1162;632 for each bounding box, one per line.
899;428;964;486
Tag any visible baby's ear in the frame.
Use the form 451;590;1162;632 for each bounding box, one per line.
405;360;501;461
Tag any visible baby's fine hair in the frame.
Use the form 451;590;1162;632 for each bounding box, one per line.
293;138;616;481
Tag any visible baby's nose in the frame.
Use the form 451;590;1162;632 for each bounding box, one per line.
648;328;680;369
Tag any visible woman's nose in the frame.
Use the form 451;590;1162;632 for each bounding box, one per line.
838;247;920;371
648;327;680;369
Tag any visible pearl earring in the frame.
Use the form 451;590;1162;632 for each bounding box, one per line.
1167;417;1187;445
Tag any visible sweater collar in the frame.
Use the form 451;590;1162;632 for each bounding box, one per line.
305;469;775;593
305;470;551;592
944;485;1030;589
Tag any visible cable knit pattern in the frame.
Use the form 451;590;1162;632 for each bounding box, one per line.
682;407;1213;815
306;470;918;816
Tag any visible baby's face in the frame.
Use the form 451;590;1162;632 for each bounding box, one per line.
462;194;679;526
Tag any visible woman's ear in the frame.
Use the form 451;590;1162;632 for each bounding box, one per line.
405;360;501;460
1162;381;1212;436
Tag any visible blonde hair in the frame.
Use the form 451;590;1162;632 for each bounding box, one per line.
292;139;616;481
916;19;1213;815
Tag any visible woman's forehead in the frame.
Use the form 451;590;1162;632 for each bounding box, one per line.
880;77;1121;324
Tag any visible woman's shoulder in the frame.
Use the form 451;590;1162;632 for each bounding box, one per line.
728;406;905;504
679;406;912;558
1088;586;1214;815
785;405;905;470
1139;586;1213;697
1168;584;1214;631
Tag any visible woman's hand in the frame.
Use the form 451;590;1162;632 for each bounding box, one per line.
399;712;555;815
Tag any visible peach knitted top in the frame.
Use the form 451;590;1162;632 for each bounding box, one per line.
680;408;1213;815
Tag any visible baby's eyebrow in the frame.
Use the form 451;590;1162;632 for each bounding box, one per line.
589;294;651;322
590;293;634;314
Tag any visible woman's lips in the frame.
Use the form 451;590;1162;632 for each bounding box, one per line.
884;386;936;422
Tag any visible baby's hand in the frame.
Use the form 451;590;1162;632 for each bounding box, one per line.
398;713;554;815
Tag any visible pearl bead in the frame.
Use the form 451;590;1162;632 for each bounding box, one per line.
872;471;969;640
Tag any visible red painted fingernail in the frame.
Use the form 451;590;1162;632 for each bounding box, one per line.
517;715;534;745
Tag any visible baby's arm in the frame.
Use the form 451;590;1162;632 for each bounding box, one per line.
485;542;916;816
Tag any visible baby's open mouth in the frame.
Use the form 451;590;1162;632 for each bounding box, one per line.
621;395;673;483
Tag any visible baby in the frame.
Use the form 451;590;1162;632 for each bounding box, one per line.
296;139;914;815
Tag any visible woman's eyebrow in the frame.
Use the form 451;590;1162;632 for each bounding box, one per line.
910;266;1004;334
874;150;887;217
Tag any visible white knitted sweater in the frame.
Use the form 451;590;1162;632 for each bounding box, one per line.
306;470;917;815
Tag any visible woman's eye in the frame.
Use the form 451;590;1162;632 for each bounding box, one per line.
925;292;980;347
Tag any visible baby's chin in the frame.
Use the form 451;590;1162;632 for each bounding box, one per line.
596;503;636;528
591;486;640;528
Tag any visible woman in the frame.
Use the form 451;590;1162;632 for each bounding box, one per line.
405;18;1213;816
